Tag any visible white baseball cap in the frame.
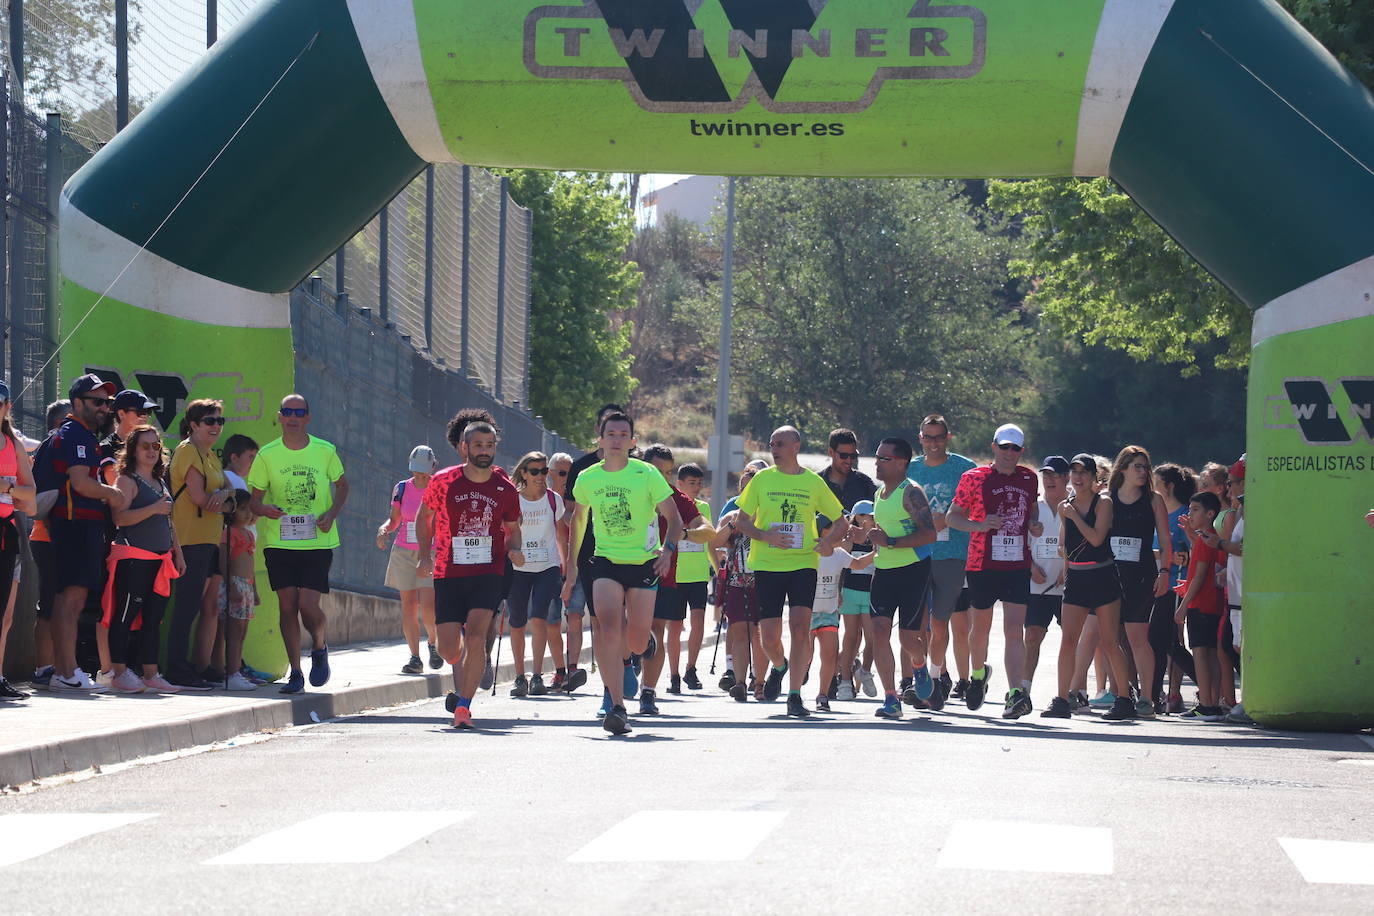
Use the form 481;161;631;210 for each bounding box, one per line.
993;423;1025;448
408;445;437;472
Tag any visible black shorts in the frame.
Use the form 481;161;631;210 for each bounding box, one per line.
653;581;707;621
1063;564;1122;610
32;538;58;620
1025;593;1062;629
434;574;504;626
1186;609;1220;649
869;560;933;631
263;547;333;594
588;555;659;593
955;586;972;614
678;580;708;610
48;518;107;592
966;568;1030;610
755;568;818;620
1116;562;1157;624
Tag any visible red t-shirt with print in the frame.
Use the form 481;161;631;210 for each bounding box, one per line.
953;464;1039;572
422;464;520;578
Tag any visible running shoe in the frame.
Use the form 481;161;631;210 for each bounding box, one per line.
816;695;831;713
684;667;702;690
597;688;612;719
308;647;330;687
1135;696;1156;719
786;694;811;718
564;667;588;693
730;682;748;702
549;672;566;692
1103;695;1136;721
1166;693;1185;715
900;676;913;693
965;665;993;711
938;671;953;702
1226;703;1255;725
858;667;877;698
926;681;946;711
638;688;659;716
31;666;55;690
242;663;277;684
902;686;919;707
428;643;443;670
510;674;529;698
402;656;424;675
718;670;737;691
529;674;548;696
1089;691;1117;709
111;670;147;693
201;668;227;686
141;674;181;693
226;671;257;692
1040;696;1073;718
452;706;474;729
95;669;115;688
1153;696;1167;716
836;681;856;701
644;632;658;661
827;674;839;700
445;691;459;713
951;678;969;701
667;674;682;695
479;659;494;691
1179;705;1223;722
763;662;788;701
874;698;903;719
51;668;104;693
603;704;632;735
913;666;934;701
0;677;28;699
1001;688;1031;720
623;663;638;700
1070;690;1092;714
279;671;306;694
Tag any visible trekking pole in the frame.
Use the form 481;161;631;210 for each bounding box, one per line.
491;605;506;696
708;610;724;675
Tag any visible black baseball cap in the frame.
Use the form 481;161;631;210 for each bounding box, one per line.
1039;455;1070;475
113;389;156;412
1069;453;1097;472
69;373;117;400
0;380;10;403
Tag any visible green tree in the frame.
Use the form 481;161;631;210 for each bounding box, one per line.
730;177;1036;447
498;170;639;444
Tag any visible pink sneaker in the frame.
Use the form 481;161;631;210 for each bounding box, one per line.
142;673;181;693
452;706;474;729
110;670;147;693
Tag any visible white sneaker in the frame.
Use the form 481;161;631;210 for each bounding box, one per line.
52;668;104;692
1225;702;1254;724
142;673;181;693
858;668;877;698
226;672;257;692
836;681;856;701
110;670;147;693
95;668;115;688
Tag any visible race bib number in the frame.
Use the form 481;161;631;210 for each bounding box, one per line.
452;536;493;565
522;539;550;564
1111;536;1143;563
936;527;950;542
678;539;705;553
1033;536;1060;560
403;522;416;543
280;514;317;541
644;523;660;553
991;535;1024;563
770;522;804;549
817;575;839;601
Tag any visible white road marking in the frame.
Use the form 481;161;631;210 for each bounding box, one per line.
937;819;1113;875
205;811;471;865
0;813;156;866
1279;837;1374;885
569;810;787;862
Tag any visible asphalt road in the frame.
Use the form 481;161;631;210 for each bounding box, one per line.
2;662;1372;915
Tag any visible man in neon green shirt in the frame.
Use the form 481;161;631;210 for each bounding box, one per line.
734;426;849;718
562;413;684;735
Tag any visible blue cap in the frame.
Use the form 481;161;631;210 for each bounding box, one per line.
850;499;875;516
113;389;157;412
0;380;9;403
1040;455;1070;475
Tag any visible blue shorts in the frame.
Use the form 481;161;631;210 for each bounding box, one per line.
839;586;870;616
810;609;841;630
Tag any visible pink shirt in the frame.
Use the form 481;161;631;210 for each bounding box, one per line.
392;478;426;551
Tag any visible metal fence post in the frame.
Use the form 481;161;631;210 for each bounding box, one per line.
7;88;26;397
424;164;434;349
378;200;389;322
116;0;129;130
496;177;508;402
44;111;60;404
207;0;218;47
8;1;24;89
1;73;8;382
460;166;471;375
335;244;346;313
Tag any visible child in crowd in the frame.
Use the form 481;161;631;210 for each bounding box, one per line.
221;490;262;691
837;502;878;700
812;518;875;711
1174;491;1224;721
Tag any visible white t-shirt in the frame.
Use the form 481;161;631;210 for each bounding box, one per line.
224;469;247;492
514;489;565;574
814;548;858;614
1029;499;1064;597
1225;513;1243;606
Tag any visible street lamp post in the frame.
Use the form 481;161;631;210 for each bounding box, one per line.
712;176;736;518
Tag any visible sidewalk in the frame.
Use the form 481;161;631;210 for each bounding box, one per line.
0;632;615;788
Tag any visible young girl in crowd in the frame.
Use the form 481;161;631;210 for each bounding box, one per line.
0;382;36;700
1152;463;1197;713
221;491;262;691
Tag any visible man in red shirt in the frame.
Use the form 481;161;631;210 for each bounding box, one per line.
945;423;1043;716
416;419;522;728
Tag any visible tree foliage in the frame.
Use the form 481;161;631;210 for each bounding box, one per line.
499;170;639;444
730;178;1036;448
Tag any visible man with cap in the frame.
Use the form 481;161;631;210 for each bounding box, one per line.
945;422;1043;717
1024;456;1069;692
48;374;128;691
378;445;441;674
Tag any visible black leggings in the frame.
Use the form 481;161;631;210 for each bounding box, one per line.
0;516;18;634
166;543;218;675
1149;592;1195;698
109;557;170;669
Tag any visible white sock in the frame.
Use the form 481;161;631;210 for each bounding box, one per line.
1021;679;1032;691
725;654;734;670
930;663;943;678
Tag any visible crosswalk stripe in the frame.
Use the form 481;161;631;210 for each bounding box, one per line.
1279;837;1374;885
0;814;157;866
204;811;471;865
937;819;1114;875
568;810;788;862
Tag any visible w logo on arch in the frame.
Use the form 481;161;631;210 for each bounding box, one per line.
524;0;987;113
1265;377;1374;445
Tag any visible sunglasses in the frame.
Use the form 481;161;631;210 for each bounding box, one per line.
554;470;568;477
82;396;115;407
197;416;227;426
835;451;859;460
279;407;308;418
526;467;549;475
137;440;162;450
997;443;1023;452
875;455;901;462
919;433;948;441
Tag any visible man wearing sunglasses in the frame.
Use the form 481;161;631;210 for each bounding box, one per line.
945;423;1043;716
248;394;349;694
820;429;876;517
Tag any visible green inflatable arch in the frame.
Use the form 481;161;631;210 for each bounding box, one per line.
60;0;1373;730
